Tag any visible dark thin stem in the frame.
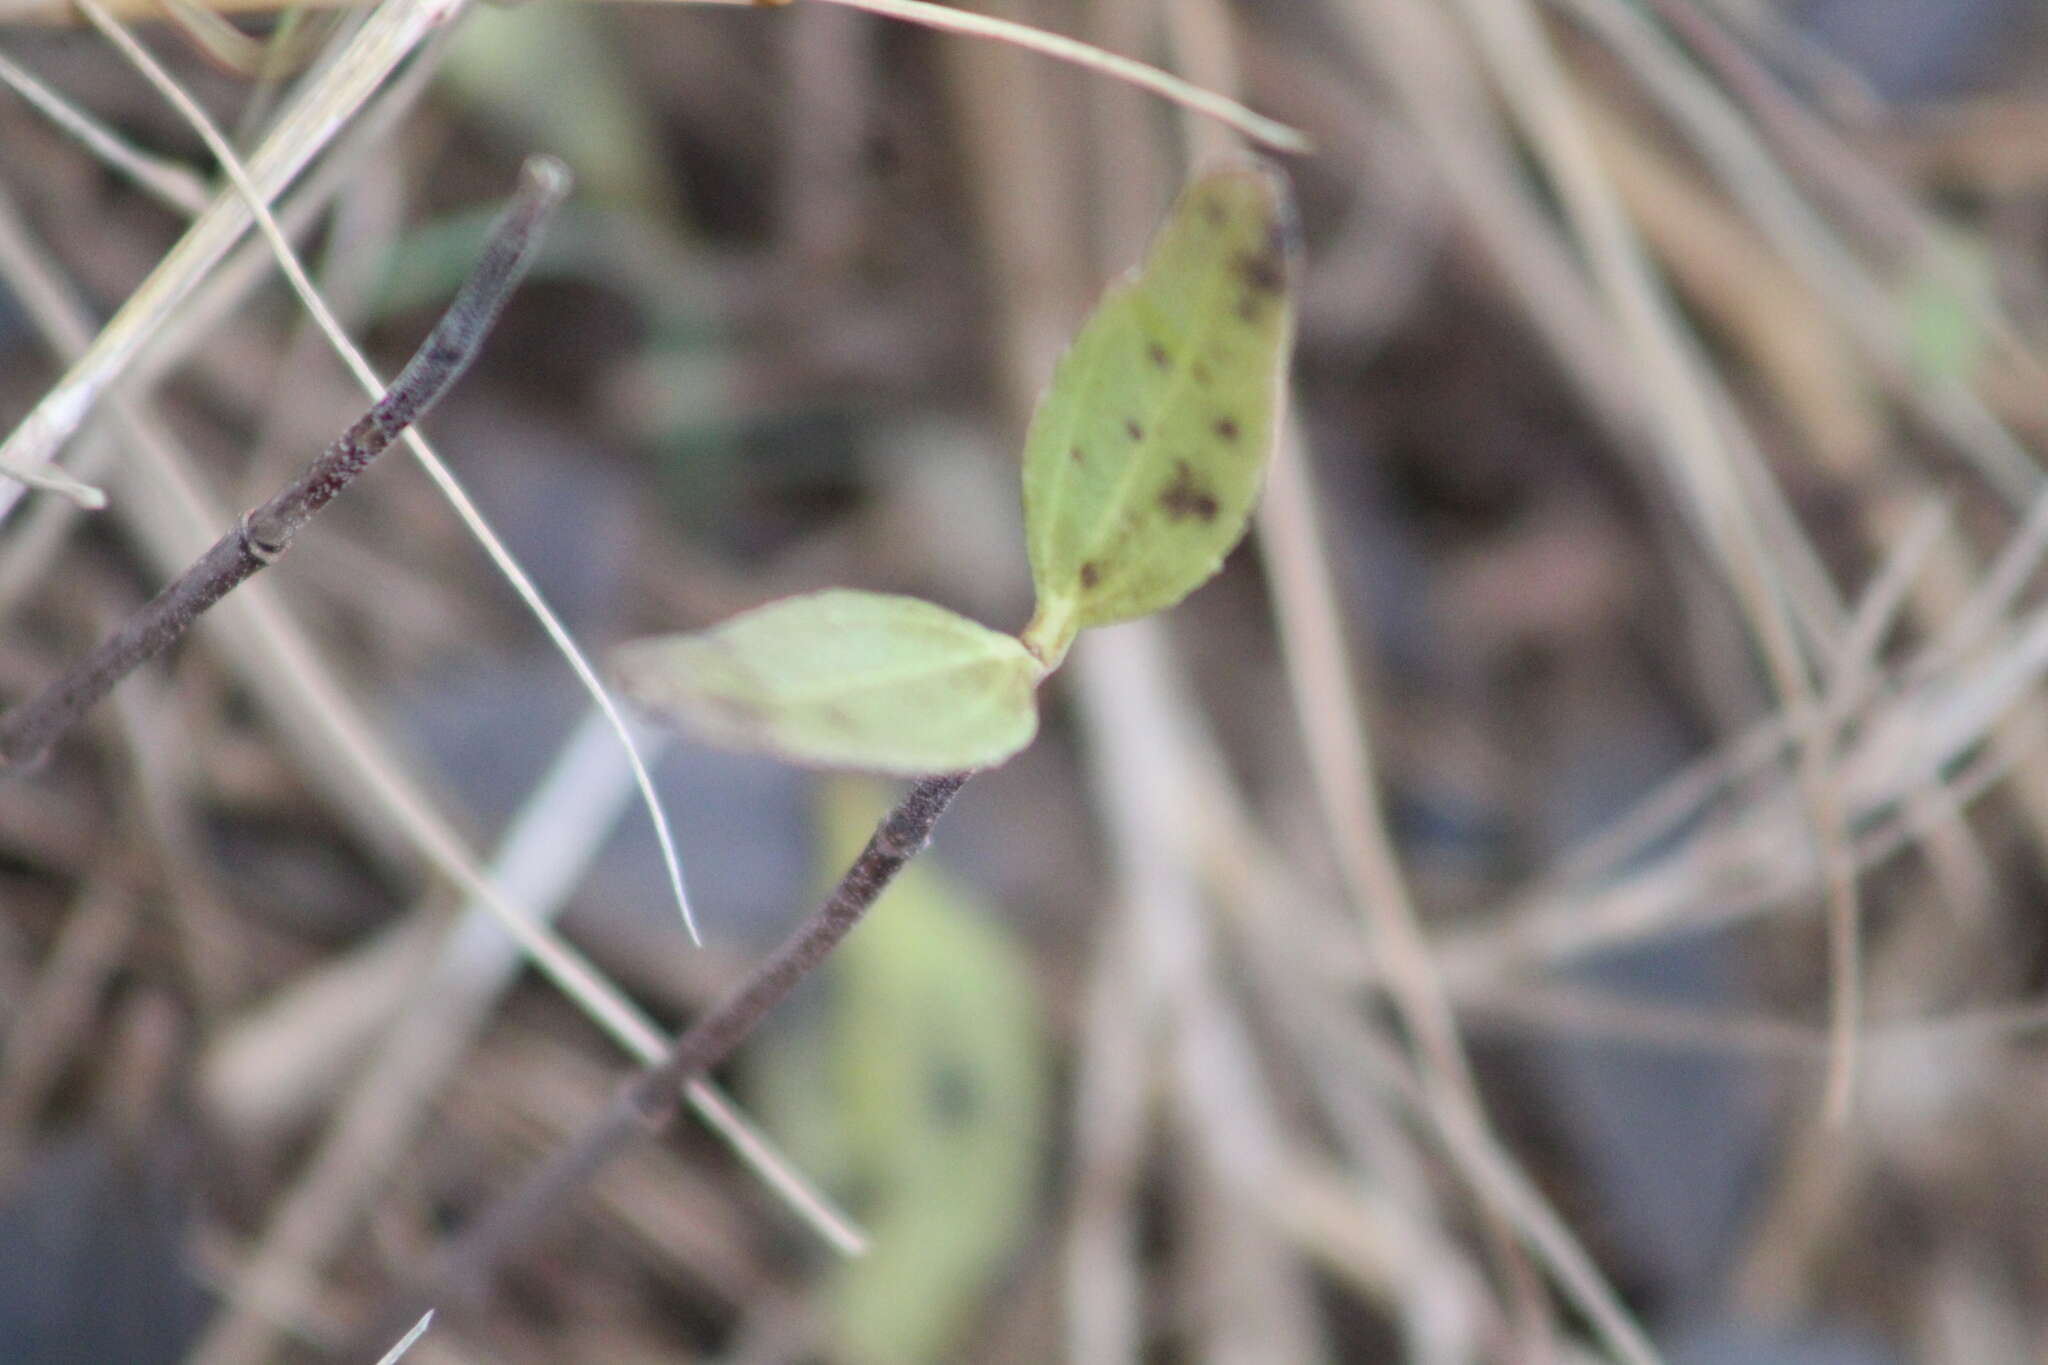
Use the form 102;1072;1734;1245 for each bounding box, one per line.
0;156;570;768
381;773;969;1326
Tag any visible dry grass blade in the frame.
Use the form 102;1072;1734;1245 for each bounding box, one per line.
1165;3;1632;1347
0;0;463;520
0;870;138;1177
9;0;2048;1358
0;47;210;213
1256;428;1582;1350
1556;0;2045;508
806;0;1307;153
1437;587;2048;988
371;1310;434;1365
192;712;860;1365
1069;629;1328;1363
75;0;700;944
157;0;278;73
0;450;103;507
0;0;350;18
1441;0;1867;1125
0;148;565;767
0;42;445;644
0;167;853;1256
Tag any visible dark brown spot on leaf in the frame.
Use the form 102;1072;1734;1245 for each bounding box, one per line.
1191;361;1215;386
1080;561;1100;588
1125;418;1144;441
1235;246;1287;295
1070;445;1085;464
1158;460;1220;524
1199;197;1226;227
1213;416;1241;442
1147;342;1171;369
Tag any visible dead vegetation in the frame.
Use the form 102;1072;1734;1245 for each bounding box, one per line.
3;1;2048;1362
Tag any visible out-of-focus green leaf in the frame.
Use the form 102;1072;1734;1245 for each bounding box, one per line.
1904;237;1993;384
752;780;1046;1365
1021;163;1299;665
614;590;1042;774
440;5;670;212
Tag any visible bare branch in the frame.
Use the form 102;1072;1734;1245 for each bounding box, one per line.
0;157;568;767
359;773;969;1339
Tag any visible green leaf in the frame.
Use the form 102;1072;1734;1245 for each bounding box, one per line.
751;780;1046;1365
1021;163;1299;662
1903;235;1993;384
614;590;1042;774
440;6;672;214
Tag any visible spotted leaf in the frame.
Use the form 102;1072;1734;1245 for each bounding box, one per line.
615;590;1042;774
1021;163;1299;664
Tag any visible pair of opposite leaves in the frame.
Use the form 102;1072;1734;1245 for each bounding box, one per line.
615;164;1300;775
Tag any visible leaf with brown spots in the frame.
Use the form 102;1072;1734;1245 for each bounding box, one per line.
615;590;1043;774
1020;163;1298;664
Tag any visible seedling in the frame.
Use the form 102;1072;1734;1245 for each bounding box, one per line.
360;164;1301;1323
0;149;1301;1335
615;162;1299;775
